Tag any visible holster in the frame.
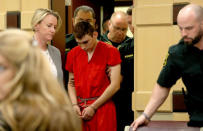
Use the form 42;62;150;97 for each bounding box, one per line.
182;88;203;127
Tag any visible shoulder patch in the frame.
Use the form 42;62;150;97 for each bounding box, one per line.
125;54;133;58
163;53;169;66
65;48;70;52
117;45;121;50
106;41;112;45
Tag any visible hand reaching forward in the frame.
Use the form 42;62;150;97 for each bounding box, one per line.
130;114;150;131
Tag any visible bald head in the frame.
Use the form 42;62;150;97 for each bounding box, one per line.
108;11;128;43
178;4;203;22
110;11;128;22
177;4;203;46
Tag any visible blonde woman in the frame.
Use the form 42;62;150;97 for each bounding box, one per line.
0;29;81;131
31;8;63;84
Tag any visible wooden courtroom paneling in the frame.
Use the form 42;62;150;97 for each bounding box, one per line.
7;11;20;28
173;3;189;25
66;5;72;34
136;26;174;91
135;5;173;25
51;0;66;65
0;13;6;30
0;1;6;12
172;91;187;112
135;91;172;112
190;0;203;6
21;0;50;30
0;0;20;12
173;113;189;121
21;11;34;30
21;0;49;11
174;0;190;3
136;0;172;6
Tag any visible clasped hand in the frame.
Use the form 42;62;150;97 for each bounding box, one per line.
73;105;95;121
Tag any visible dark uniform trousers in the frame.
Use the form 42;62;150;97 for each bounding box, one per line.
116;39;134;131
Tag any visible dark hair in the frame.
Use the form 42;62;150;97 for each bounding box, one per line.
126;5;133;16
74;5;95;19
102;17;110;28
73;21;95;39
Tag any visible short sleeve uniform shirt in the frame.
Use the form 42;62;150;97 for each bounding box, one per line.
157;40;203;95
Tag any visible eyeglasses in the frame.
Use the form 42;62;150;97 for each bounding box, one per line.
111;22;127;32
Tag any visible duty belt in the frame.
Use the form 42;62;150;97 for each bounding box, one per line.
77;96;98;107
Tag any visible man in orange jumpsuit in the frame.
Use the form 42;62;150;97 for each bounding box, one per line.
65;21;121;131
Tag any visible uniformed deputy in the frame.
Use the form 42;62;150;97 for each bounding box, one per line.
65;34;76;54
65;5;96;55
100;11;134;131
100;11;131;49
100;31;131;48
131;4;203;130
117;6;135;131
118;37;134;130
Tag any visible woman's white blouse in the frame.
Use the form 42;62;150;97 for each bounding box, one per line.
41;49;58;77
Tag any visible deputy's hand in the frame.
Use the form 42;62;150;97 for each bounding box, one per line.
130;115;149;131
73;105;82;116
81;106;95;121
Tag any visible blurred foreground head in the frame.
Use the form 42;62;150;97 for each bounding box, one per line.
0;29;81;131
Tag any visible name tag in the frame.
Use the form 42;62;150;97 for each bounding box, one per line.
125;54;133;58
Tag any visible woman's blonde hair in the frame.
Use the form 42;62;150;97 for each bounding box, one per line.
31;8;62;32
0;29;81;131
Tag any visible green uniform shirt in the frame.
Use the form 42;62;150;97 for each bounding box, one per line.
119;38;134;92
65;34;77;55
100;31;131;48
64;34;77;89
157;39;203;127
